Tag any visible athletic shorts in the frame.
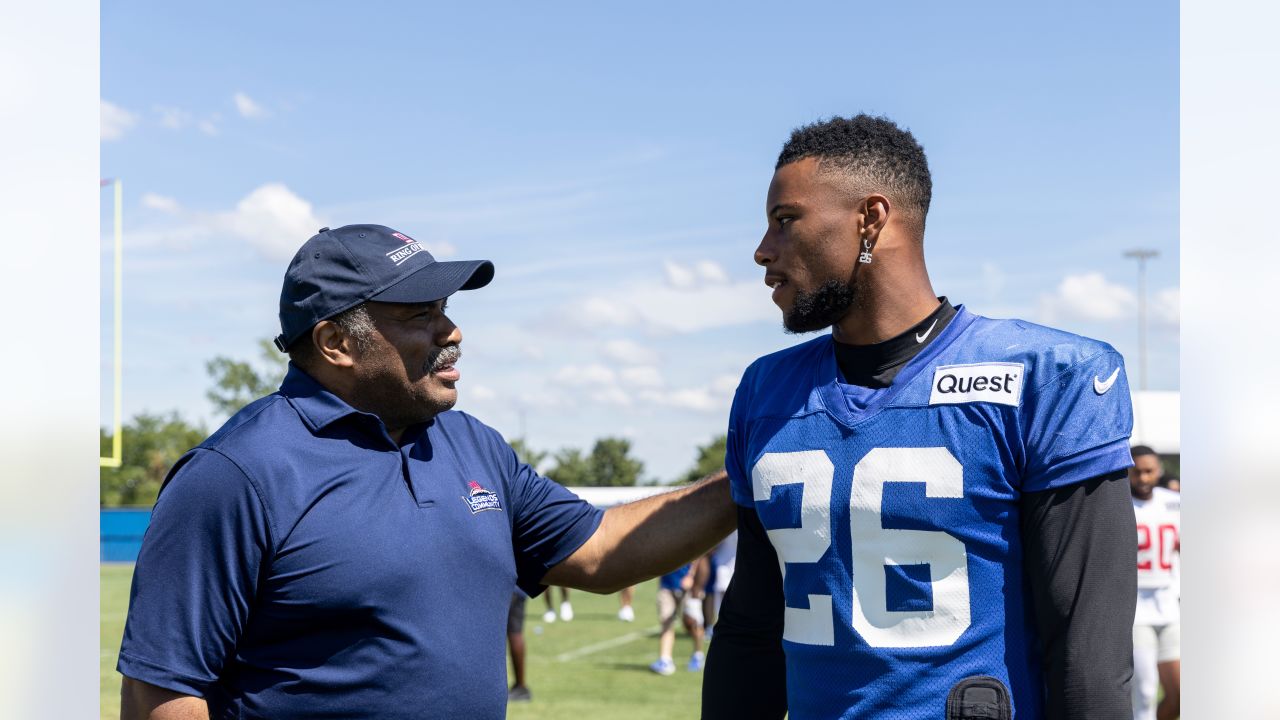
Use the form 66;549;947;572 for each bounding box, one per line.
657;587;684;625
1133;621;1180;663
508;593;527;635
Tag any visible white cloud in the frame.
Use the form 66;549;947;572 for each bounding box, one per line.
560;260;776;335
619;366;664;389
469;384;497;401
601;339;659;366
198;117;220;136
663;259;731;289
220;183;324;261
1037;272;1136;323
638;373;739;414
234;92;267;118
423;239;457;258
1153;287;1180;327
155;105;191;129
552;363;617;387
140;193;180;214
591;386;633;407
100;100;136;141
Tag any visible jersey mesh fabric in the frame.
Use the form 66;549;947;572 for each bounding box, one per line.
724;307;1133;720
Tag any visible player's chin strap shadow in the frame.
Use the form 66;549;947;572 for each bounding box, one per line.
946;676;1012;720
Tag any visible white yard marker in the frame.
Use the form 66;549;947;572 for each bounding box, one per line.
554;625;660;662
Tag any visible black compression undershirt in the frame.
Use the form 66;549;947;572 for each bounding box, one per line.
702;300;1136;720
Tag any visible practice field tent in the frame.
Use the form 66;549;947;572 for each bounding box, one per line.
1131;390;1179;455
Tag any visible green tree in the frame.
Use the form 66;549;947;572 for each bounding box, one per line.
586;437;645;487
679;434;727;484
205;338;289;418
547;437;645;487
546;447;592;486
507;437;548;470
100;412;207;507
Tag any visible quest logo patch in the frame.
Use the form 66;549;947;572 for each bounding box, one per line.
928;362;1024;407
462;481;503;514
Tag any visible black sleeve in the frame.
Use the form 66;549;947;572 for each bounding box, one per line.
1020;470;1136;720
701;506;788;720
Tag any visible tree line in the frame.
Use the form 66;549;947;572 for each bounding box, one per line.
101;342;726;506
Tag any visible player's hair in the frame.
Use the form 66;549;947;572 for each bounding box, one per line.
287;304;378;366
1130;444;1158;459
777;114;932;231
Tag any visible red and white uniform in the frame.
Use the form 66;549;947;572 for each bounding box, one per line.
1133;487;1180;626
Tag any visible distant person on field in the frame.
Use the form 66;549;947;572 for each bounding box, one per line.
1130;445;1180;720
507;591;532;702
650;555;709;675
542;585;573;623
618;585;636;622
116;224;735;720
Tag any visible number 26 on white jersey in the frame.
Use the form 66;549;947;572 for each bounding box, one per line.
752;447;971;649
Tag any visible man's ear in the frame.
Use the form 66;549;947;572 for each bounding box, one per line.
312;320;356;368
858;193;892;245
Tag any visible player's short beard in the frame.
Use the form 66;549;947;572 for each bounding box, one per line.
784;278;858;334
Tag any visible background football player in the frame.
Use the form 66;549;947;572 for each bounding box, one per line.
1129;445;1180;720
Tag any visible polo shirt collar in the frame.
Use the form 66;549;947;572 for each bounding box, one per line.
279;363;376;434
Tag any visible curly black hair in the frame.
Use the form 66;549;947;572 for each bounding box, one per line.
777;115;932;228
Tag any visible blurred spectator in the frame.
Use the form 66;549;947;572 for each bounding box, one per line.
650;556;709;675
507;591;532;703
618;586;636;622
1130;445;1180;720
542;586;573;623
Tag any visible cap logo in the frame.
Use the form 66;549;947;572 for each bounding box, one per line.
385;241;426;266
391;231;415;244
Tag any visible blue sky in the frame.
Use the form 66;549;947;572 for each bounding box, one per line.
101;1;1178;481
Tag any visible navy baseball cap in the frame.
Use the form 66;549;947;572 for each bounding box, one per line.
274;224;494;352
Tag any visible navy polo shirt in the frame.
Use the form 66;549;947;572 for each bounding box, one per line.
118;365;603;719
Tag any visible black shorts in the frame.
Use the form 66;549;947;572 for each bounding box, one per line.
508;593;527;634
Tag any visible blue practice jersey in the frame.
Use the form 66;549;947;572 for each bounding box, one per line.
725;307;1133;720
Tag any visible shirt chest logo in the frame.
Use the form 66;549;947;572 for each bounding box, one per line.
462;481;503;514
929;362;1024;407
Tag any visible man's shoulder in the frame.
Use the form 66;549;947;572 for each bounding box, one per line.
1150;486;1182;511
421;410;512;451
199;392;297;456
959;314;1119;366
953;313;1124;388
743;335;829;384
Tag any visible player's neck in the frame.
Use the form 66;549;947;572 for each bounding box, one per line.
832;281;941;346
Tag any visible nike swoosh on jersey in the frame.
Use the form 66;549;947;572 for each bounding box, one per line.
1093;368;1120;394
916;318;940;344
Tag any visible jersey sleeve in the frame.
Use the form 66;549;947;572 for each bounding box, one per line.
116;449;272;697
503;444;604;597
725;367;756;508
1020;349;1134;493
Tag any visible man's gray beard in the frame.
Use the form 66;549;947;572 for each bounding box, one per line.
783;278;858;334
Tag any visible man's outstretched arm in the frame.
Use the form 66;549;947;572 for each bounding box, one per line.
120;677;208;720
542;470;736;593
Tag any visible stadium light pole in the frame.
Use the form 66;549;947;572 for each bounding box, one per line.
1123;248;1159;391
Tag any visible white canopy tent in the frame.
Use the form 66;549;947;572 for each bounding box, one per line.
1130;390;1180;455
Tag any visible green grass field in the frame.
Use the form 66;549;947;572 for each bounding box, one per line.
101;565;708;719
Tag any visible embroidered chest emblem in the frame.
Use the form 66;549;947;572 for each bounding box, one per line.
462;481;503;514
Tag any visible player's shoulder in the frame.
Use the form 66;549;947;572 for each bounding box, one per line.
960;312;1121;371
742;335;830;385
199;392;294;455
735;335;830;415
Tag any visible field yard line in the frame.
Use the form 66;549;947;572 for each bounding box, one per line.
554;624;660;662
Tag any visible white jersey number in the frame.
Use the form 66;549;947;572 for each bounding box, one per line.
752;447;971;648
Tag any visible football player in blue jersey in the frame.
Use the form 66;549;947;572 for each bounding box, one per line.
701;115;1138;720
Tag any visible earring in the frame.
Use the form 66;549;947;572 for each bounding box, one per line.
858;237;873;264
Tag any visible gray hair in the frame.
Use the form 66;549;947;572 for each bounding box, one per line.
287;303;378;364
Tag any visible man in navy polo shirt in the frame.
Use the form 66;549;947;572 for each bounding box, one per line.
118;224;736;720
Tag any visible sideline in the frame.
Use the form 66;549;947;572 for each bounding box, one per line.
553;624;661;662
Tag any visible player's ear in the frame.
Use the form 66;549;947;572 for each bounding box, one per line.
859;193;891;244
312;320;356;369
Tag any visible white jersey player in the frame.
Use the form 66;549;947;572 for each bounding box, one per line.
1130;445;1180;720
